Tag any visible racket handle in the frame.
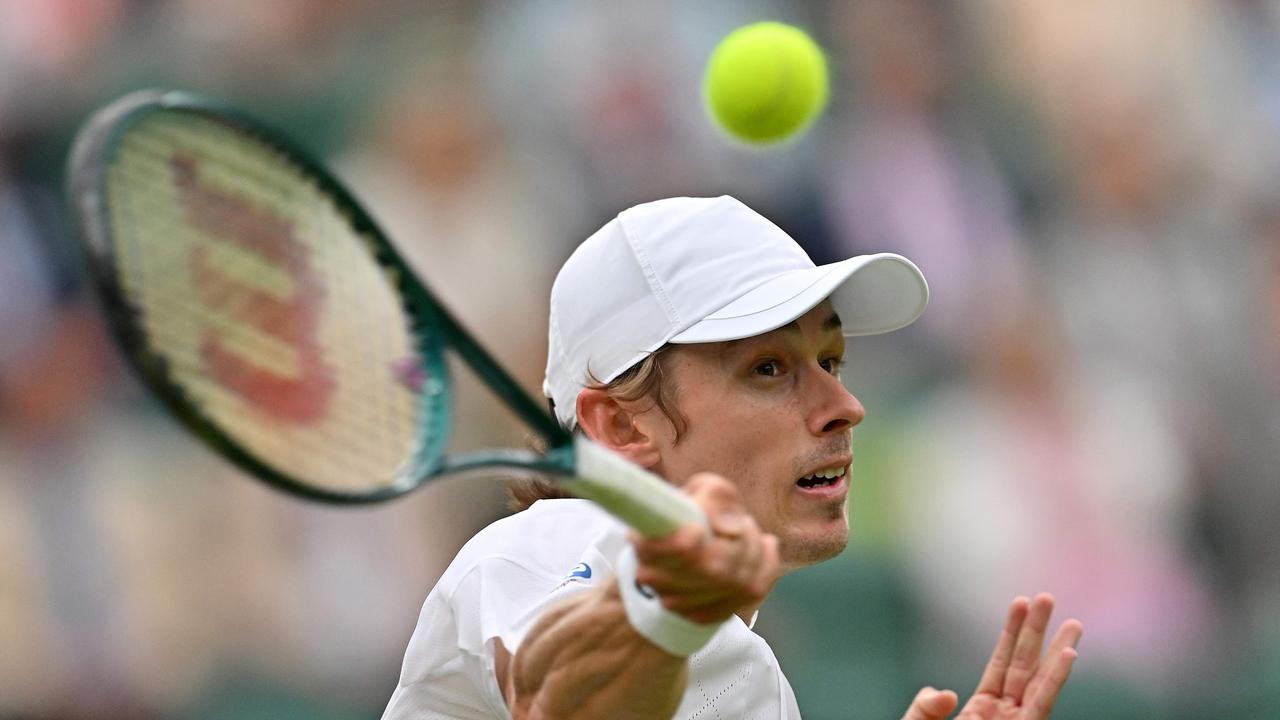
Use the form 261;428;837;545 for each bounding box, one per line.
568;437;707;538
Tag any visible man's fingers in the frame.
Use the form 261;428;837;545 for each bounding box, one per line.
635;511;765;588
955;693;997;719
634;525;706;571
1027;647;1079;719
630;473;776;626
683;472;747;518
973;595;1029;696
1001;592;1054;701
636;531;776;611
900;687;958;720
647;534;777;624
752;533;782;596
1024;618;1083;703
635;471;753;571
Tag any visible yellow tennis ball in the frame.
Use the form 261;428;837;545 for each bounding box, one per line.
703;22;829;145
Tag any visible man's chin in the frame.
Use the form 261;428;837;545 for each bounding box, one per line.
780;527;849;570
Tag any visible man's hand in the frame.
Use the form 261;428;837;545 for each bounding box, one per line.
632;472;782;625
902;594;1083;720
504;472;781;719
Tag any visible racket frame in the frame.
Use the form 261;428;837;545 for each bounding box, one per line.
69;89;702;536
69;90;567;503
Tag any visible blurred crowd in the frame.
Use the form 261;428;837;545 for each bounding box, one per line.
2;1;1279;718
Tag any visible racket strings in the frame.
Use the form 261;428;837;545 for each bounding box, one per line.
105;112;432;492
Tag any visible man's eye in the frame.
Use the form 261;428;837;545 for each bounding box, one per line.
821;357;845;375
754;360;781;377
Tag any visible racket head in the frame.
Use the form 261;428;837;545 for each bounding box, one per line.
68;89;453;504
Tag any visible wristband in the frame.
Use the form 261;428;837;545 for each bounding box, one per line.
615;545;723;657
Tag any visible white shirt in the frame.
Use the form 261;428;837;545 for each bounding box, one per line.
382;499;802;719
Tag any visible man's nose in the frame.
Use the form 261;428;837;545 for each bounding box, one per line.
807;369;865;436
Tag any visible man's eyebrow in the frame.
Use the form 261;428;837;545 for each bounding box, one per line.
721;311;843;351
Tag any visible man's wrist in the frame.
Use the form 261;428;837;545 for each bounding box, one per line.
614;545;723;657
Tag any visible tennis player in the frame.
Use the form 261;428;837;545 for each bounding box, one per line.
382;196;1082;719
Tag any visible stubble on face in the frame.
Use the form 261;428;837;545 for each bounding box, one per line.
637;304;859;573
779;500;850;568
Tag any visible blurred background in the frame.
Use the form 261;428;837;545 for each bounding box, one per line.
2;0;1279;718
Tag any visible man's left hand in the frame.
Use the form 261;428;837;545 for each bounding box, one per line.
901;593;1083;720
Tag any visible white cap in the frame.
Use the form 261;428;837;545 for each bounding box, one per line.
543;196;929;428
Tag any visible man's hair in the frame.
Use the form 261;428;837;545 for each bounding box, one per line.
507;346;684;512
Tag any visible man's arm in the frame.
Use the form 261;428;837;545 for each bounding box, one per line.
500;473;780;720
500;581;688;719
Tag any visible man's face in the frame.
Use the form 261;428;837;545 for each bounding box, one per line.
638;301;865;571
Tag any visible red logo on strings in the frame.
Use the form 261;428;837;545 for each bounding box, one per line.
172;154;334;423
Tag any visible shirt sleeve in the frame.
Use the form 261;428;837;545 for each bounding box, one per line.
447;531;625;716
502;538;621;650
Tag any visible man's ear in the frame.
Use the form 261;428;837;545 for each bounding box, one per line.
575;388;662;469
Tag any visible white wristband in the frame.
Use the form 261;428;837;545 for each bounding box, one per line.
615;545;723;657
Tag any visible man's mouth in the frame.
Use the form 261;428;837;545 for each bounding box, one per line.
796;464;847;489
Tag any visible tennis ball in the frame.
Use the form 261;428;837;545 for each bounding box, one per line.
703;22;829;145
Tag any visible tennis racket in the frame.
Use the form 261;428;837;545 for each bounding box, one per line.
67;88;703;538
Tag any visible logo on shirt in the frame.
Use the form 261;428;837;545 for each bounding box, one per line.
568;562;592;580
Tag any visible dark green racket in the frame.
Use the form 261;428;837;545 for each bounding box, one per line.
67;89;702;537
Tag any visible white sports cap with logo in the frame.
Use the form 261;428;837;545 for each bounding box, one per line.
543;195;929;429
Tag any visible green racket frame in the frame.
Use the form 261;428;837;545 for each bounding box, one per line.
69;89;704;538
68;89;573;505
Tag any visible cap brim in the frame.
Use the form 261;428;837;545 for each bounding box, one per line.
669;253;928;343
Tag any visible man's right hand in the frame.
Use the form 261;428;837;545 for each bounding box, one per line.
505;472;780;719
631;472;782;625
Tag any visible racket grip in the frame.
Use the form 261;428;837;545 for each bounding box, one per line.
568;437;707;538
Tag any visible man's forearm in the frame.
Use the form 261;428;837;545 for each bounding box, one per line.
506;582;688;720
